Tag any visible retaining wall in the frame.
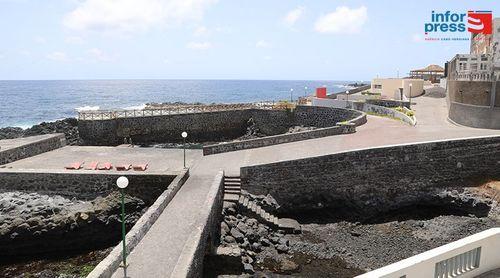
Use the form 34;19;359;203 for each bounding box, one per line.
79;106;364;146
203;124;356;155
0;134;66;165
0;171;176;205
240;135;500;214
447;80;500;129
87;170;190;278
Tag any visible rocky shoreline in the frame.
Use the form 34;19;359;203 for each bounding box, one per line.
0;118;81;145
207;184;500;277
0;191;147;258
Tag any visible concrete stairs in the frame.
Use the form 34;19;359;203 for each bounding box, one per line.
223;176;300;234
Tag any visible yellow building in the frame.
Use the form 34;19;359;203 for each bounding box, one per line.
371;78;424;100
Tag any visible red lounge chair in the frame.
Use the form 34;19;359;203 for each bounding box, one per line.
116;164;131;171
65;161;84;170
133;163;149;171
98;162;113;170
85;161;99;170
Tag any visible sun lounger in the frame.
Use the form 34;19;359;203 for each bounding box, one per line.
98;162;113;170
133;163;149;171
65;161;84;170
116;164;131;171
85;161;99;170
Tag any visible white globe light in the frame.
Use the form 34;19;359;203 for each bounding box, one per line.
409;83;413;87
181;131;188;138
346;90;350;94
116;176;129;189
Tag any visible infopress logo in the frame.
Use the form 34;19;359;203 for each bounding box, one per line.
467;11;492;34
423;10;492;41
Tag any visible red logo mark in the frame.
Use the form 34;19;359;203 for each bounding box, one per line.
468;11;492;34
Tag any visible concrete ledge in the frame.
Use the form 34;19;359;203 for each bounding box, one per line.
449;101;500;129
356;228;500;278
170;171;224;277
87;169;190;278
0;134;66;165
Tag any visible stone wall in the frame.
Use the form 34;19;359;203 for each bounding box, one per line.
0;171;175;205
203;124;356;155
0;134;66;165
79;106;365;146
365;99;410;109
240;136;500;215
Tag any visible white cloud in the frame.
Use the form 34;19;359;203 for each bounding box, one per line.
256;40;271;48
283;6;304;27
34;36;46;44
19;50;31;57
314;6;368;34
46;51;69;62
87;48;111;61
65;36;85;44
63;0;217;35
412;33;423;42
186;41;212;50
193;26;210;37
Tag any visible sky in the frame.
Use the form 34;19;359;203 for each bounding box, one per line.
0;0;497;81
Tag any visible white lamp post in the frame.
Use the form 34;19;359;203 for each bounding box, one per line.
304;86;308;97
346;90;350;108
116;176;129;275
290;88;294;102
409;83;413;109
181;131;188;168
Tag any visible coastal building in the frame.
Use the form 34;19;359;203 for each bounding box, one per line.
371;78;424;100
409;64;445;83
446;18;500;129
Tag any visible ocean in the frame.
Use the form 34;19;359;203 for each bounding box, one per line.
0;79;360;128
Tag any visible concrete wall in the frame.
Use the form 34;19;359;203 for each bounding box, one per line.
79;106;364;146
0;171;175;205
447;80;500;129
365;99;410;108
170;171;225;278
240;135;500;214
87;170;190;278
357;228;500;278
0;134;66;165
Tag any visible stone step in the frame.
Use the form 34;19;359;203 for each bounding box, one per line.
278;218;301;234
224;178;241;182
223;193;240;203
224;189;241;195
224;181;241;186
224;185;241;190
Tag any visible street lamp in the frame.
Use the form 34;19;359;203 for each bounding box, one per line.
116;176;129;276
346;90;350;108
181;131;188;168
409;83;412;110
290;88;294;103
304;86;308;97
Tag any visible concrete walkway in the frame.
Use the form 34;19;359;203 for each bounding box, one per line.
112;94;500;278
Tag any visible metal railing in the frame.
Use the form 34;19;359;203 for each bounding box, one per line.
77;101;284;121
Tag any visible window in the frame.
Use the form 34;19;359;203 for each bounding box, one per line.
374;85;382;89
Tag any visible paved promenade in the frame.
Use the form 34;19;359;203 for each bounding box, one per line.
113;94;500;277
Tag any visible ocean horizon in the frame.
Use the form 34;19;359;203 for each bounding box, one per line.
0;79;366;128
